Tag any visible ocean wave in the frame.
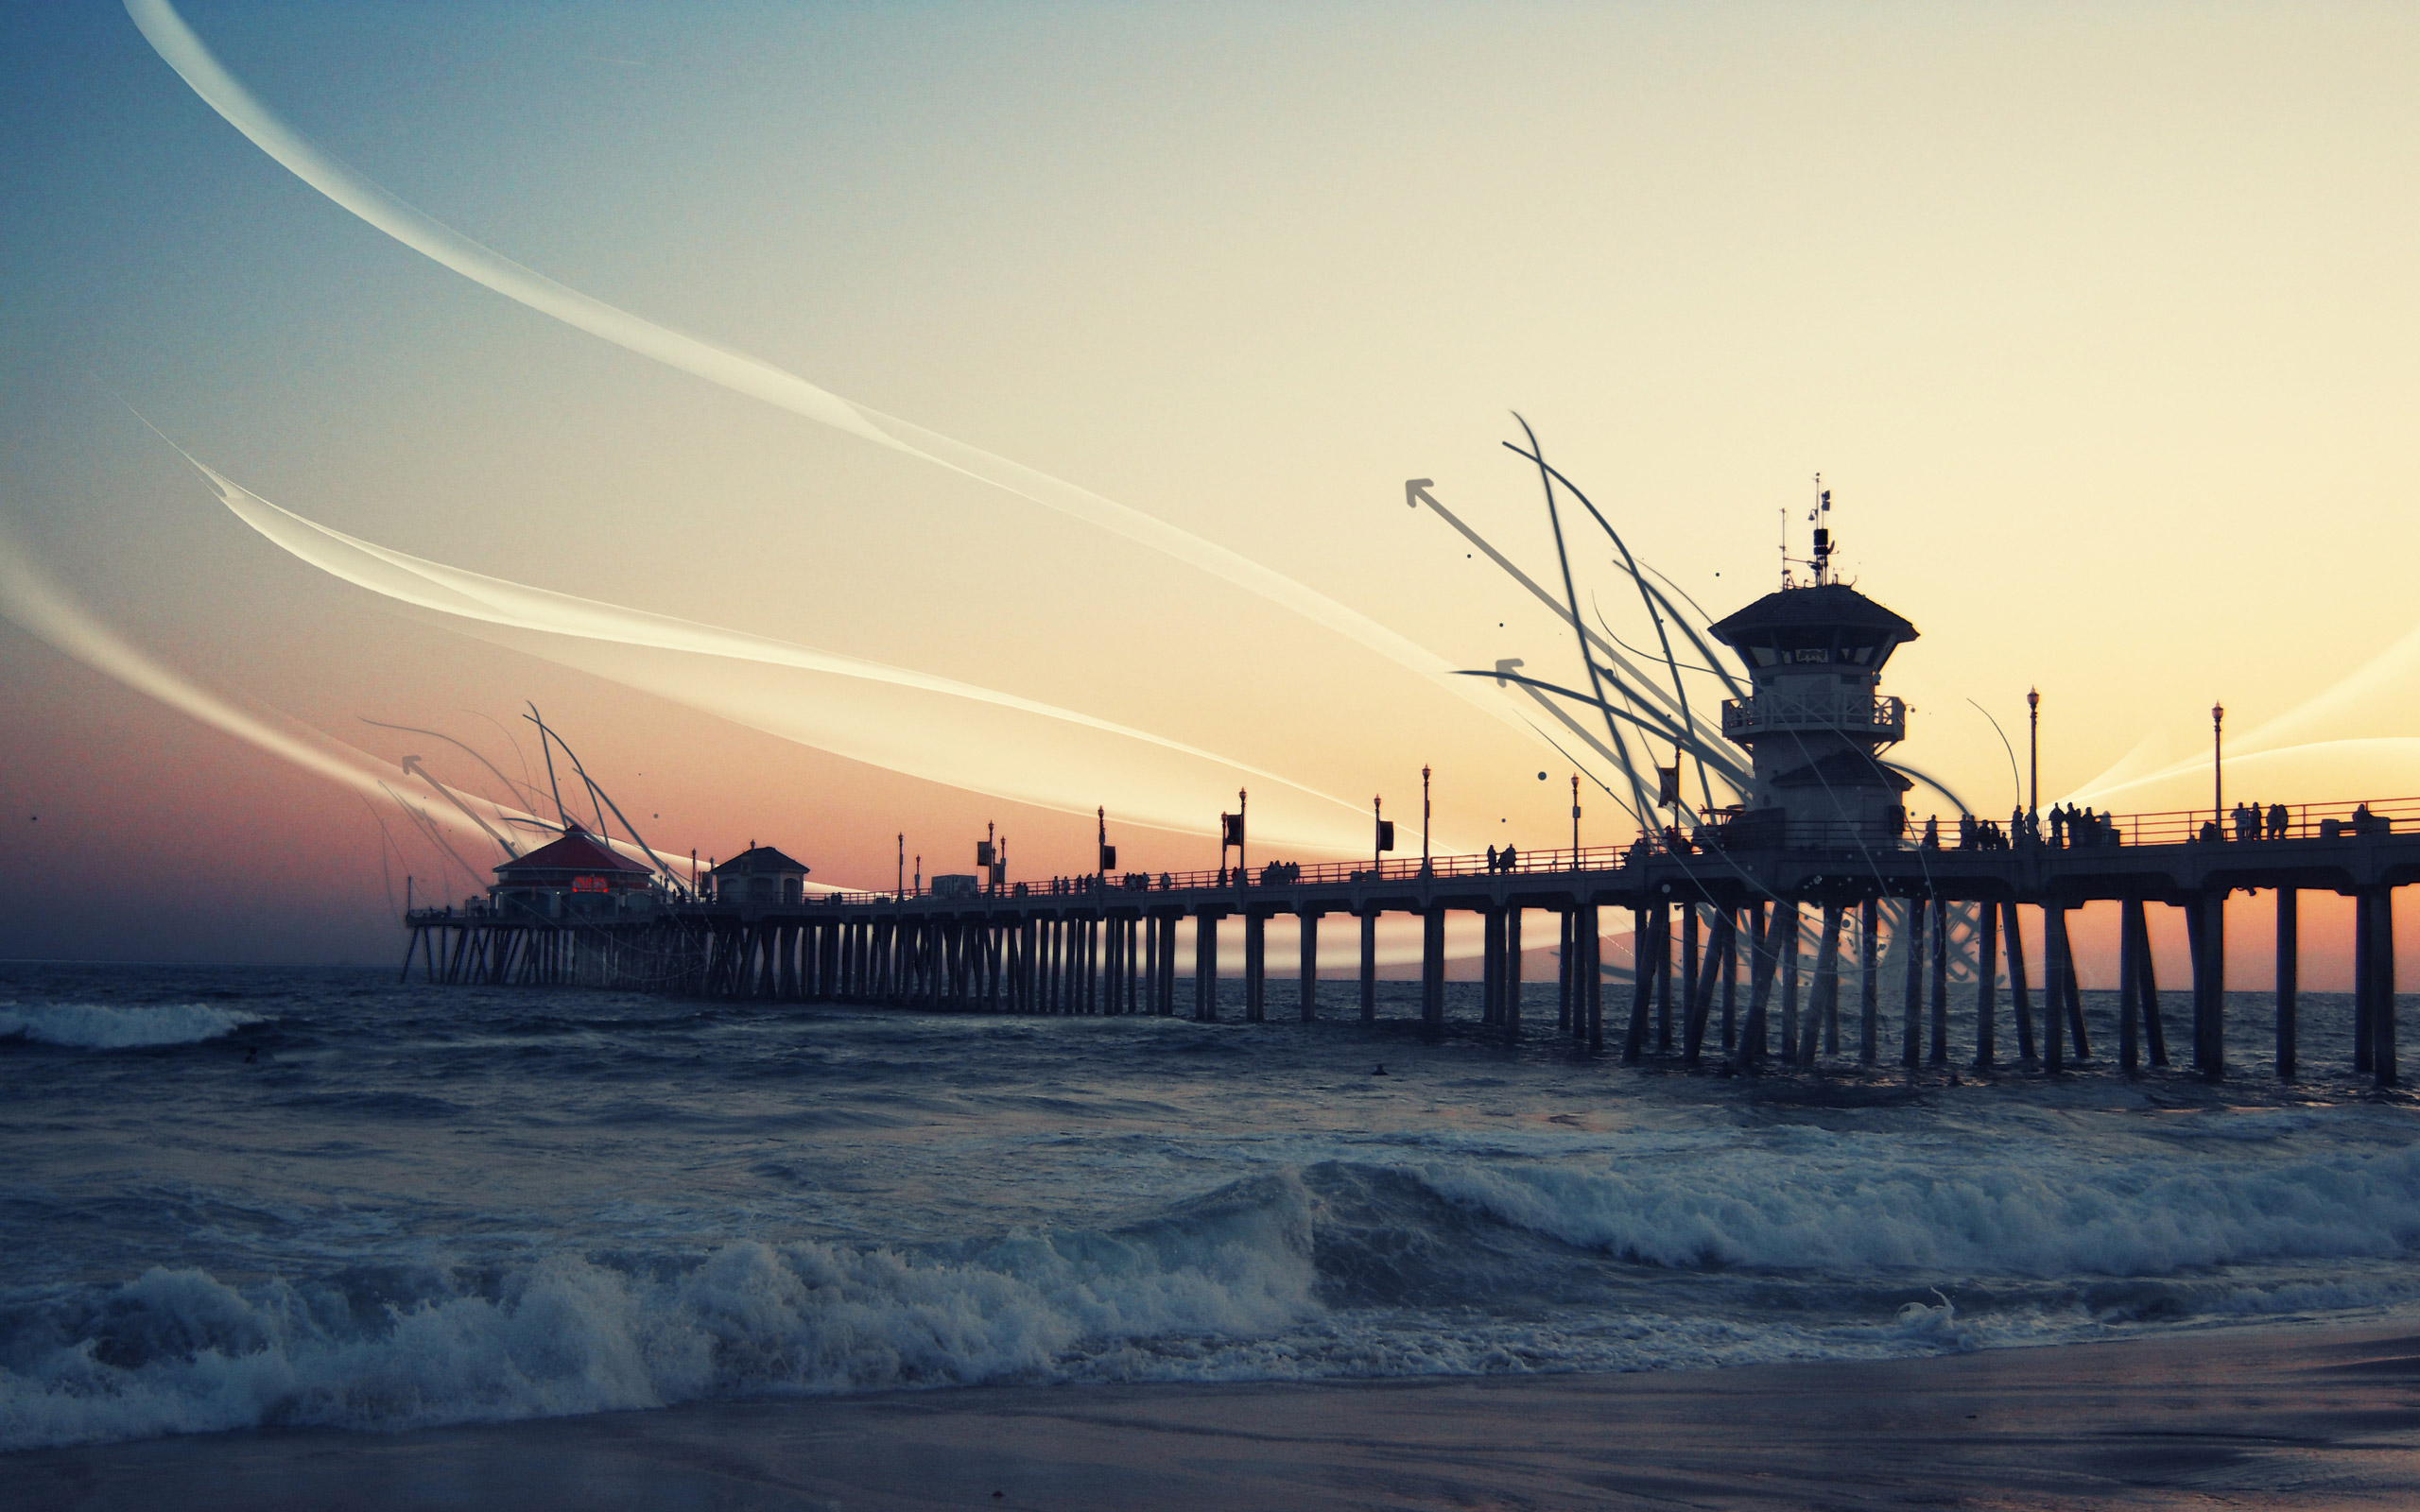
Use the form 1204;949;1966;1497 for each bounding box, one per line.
0;1172;1322;1451
1408;1134;2420;1278
0;1002;261;1050
9;1147;2420;1452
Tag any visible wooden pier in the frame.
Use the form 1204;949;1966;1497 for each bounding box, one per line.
405;797;2420;1087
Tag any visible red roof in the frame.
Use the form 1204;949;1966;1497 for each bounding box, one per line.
494;827;656;875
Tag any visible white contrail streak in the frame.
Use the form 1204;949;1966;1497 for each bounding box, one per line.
164;448;1378;848
0;525;540;856
122;0;1530;739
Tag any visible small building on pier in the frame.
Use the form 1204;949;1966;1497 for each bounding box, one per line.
711;844;811;906
492;825;657;919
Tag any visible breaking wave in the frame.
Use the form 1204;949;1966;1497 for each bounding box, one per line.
8;1149;2419;1451
0;1002;261;1050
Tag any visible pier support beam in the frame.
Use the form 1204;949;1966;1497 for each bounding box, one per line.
1723;906;1743;1054
1557;909;1574;1033
1299;911;1321;1022
2275;887;2297;1080
1678;903;1698;1057
1656;902;1675;1056
1928;900;1949;1065
1780;902;1802;1062
1359;910;1378;1024
2045;905;2068;1074
2060;907;2090;1062
1244;912;1268;1023
1420;908;1445;1039
1858;899;1879;1066
2364;889;2397;1086
2005;902;2035;1063
2356;892;2375;1076
1582;903;1603;1052
1623;904;1657;1064
2187;891;2226;1081
1901;897;1926;1068
1504;907;1523;1042
1681;909;1721;1064
1194;910;1219;1022
1738;900;1783;1071
1800;902;1842;1068
1973;899;1998;1070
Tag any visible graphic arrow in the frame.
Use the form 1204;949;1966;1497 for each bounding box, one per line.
401;753;522;858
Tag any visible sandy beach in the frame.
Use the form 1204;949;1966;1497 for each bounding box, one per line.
15;1320;2418;1511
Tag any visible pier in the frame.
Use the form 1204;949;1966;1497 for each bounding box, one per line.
402;576;2415;1087
403;795;2418;1088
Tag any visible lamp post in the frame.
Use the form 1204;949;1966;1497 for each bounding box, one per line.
1373;795;1383;869
2027;687;2039;820
2213;702;2225;835
896;833;904;898
1421;765;1432;873
1570;773;1581;856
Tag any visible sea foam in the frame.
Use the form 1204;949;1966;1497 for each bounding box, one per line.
8;1149;2420;1452
0;1001;260;1049
0;1173;1322;1451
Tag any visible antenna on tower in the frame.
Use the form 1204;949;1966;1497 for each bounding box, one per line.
1809;473;1834;586
1778;505;1790;588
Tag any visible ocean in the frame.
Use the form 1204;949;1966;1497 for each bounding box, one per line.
4;962;2417;1453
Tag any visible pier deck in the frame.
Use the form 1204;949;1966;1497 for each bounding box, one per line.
405;796;2420;1088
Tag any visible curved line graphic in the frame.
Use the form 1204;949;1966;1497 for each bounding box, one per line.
122;0;1534;742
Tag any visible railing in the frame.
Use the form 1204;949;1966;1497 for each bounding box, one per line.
424;796;2420;918
1720;692;1904;740
2027;796;2416;850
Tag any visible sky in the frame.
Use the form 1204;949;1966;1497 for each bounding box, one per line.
3;2;2418;969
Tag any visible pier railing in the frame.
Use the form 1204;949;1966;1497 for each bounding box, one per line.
675;796;2420;910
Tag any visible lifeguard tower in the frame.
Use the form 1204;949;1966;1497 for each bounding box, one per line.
1709;493;1916;850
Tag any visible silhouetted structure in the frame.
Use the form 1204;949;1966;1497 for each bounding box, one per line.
406;579;2412;1091
1711;583;1915;850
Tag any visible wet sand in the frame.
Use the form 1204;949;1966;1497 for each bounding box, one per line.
18;1322;2420;1510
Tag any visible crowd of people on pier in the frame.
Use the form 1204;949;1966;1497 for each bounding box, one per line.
1921;803;2122;851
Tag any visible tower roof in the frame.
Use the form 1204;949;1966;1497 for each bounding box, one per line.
1708;583;1918;647
494;826;655;876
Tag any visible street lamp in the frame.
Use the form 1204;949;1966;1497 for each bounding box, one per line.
2213;702;2225;835
1421;765;1432;873
1570;773;1581;855
2027;687;2039;819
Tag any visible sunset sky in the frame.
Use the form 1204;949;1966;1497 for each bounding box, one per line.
4;2;2417;970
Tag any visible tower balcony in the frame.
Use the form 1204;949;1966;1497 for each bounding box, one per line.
1721;692;1905;744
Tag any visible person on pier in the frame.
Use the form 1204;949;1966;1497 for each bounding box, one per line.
2268;803;2290;840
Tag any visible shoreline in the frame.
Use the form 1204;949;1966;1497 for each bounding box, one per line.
17;1318;2420;1510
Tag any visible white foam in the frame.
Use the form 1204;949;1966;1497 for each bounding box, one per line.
1407;1130;2420;1278
10;1139;2420;1452
0;1176;1322;1451
0;1001;261;1049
